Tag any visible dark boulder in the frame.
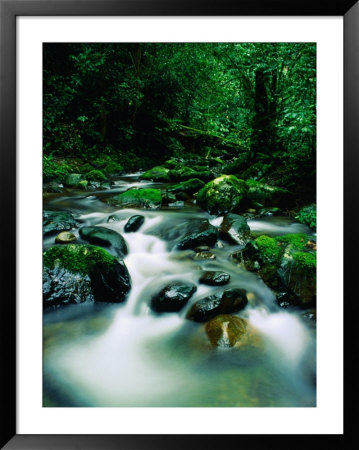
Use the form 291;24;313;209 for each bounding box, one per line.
150;281;197;313
186;288;248;322
79;226;128;258
219;213;251;246
124;215;145;233
43;210;78;235
176;220;218;250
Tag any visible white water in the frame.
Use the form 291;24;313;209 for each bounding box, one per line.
43;176;316;407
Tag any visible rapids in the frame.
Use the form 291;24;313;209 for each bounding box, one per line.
43;174;316;407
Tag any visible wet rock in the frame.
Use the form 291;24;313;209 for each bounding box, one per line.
43;210;78;235
55;231;77;244
43;266;94;307
162;192;177;205
205;314;248;348
150;281;197;313
79;226;128;258
107;214;121;223
196;175;248;216
176;220;218;250
219;213;251;246
169;201;185;207
64;173;86;188
43;244;131;306
108;188;162;209
199;271;230;286
186;288;248;322
45;182;63;193
192;251;216;261
124;215;145;232
140;166;171;182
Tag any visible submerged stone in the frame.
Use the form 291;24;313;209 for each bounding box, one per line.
205;314;248;348
55;231;77;244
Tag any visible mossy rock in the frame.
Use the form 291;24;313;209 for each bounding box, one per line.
63;173;86;188
85;169;107;182
246;179;291;206
243;235;284;268
79;163;94;174
167;178;205;196
275;233;313;251
140;166;171;182
103;161;124;175
108;188;162;209
277;248;316;306
43;244;131;305
205;314;248;348
196;175;248;216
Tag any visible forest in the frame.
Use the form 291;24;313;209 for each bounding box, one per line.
43;43;317;408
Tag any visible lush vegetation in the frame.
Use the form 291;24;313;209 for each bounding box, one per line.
43;42;316;210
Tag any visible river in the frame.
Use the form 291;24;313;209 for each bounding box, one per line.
43;173;316;407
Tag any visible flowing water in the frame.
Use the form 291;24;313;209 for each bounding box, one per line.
43;174;316;407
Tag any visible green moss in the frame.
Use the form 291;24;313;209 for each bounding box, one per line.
103;161;124;175
292;252;316;271
109;188;162;209
196;175;248;215
43;244;117;275
168;178;205;194
295;204;316;230
86;169;107;182
254;235;283;264
275;233;312;251
79;163;94;174
140;166;170;181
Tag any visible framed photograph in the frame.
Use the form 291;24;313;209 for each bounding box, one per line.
1;0;356;448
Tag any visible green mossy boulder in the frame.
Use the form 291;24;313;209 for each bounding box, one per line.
108;188;162;209
246;179;291;206
64;173;86;188
43;244;131;306
140;166;171;182
103;161;124;175
196;175;248;216
79;226;128;257
167;178;205;197
85;169;107;182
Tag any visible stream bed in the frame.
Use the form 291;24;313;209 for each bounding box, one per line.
43;173;316;407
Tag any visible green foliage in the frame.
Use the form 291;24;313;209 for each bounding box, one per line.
43;43;316;190
43;154;73;181
86;169;107;182
295;204;316;230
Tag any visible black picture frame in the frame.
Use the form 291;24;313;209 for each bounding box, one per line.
1;0;357;448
